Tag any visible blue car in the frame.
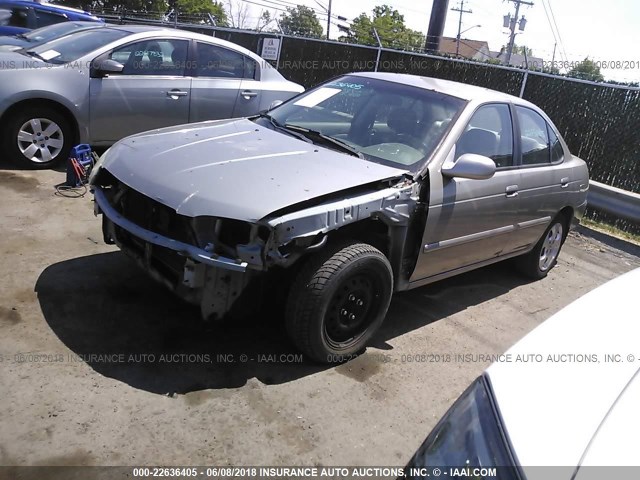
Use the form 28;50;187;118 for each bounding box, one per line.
0;0;102;36
0;20;105;49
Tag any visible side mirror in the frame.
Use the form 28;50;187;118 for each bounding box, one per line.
442;153;497;180
268;99;283;111
91;59;124;78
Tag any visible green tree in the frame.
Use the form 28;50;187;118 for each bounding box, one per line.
343;5;424;50
175;0;227;22
56;0;167;12
567;57;604;82
279;5;323;38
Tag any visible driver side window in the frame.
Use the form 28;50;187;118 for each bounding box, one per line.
110;39;188;76
456;103;514;168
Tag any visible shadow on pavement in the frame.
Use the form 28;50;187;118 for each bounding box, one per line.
36;251;530;395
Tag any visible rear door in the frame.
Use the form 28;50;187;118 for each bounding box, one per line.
410;103;523;281
89;38;191;143
189;41;260;122
511;105;571;248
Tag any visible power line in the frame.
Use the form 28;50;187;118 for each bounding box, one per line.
540;0;565;63
545;0;568;65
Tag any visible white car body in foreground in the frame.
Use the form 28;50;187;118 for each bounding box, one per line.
406;267;640;480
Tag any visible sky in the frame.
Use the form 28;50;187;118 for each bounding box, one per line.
237;0;640;83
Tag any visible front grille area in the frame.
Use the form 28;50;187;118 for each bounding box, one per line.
94;167;261;270
114;223;186;285
118;187;195;245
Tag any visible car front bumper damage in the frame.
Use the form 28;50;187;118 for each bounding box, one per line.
92;172;418;321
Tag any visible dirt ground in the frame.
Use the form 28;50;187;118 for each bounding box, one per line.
1;165;639;470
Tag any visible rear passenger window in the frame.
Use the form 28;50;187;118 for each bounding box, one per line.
548;125;564;163
0;6;29;28
456;104;514;168
196;43;254;79
35;10;66;27
516;106;551;165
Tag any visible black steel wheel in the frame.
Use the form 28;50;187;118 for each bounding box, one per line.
285;241;393;363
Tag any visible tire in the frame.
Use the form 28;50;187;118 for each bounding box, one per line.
3;106;74;169
516;217;567;279
285;241;393;363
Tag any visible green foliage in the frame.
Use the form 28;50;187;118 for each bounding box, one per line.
55;0;165;12
279;5;323;38
342;5;424;50
56;0;228;21
567;58;604;82
176;0;227;22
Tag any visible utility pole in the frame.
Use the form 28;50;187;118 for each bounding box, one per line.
451;0;472;57
505;0;533;66
425;0;450;52
326;0;331;40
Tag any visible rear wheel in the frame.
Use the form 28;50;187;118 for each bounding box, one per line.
516;217;566;279
3;106;73;169
285;242;393;363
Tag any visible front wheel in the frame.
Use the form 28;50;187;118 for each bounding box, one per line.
516;217;566;279
285;242;393;363
3;107;73;169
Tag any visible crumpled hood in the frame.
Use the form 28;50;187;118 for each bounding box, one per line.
99;118;408;221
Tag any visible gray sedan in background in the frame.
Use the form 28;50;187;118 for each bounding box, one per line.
0;25;304;168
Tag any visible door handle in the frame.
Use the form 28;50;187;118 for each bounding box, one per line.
505;185;519;198
167;89;188;98
560;177;570;188
241;90;258;98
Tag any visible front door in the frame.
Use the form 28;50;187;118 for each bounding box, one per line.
410;103;522;281
89;38;191;143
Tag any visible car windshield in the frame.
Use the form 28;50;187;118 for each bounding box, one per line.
266;75;465;170
26;28;128;64
20;22;96;44
405;376;518;478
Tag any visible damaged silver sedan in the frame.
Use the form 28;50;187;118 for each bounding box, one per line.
90;72;589;362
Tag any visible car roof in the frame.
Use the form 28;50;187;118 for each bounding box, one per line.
350;71;531;105
486;268;640;473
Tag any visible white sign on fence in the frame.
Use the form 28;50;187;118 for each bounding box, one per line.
261;38;281;61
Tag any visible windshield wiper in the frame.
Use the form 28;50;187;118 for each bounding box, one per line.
25;50;47;61
256;113;312;144
283;124;364;159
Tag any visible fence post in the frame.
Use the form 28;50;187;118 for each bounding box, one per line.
276;35;283;70
372;27;382;72
519;70;528;98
